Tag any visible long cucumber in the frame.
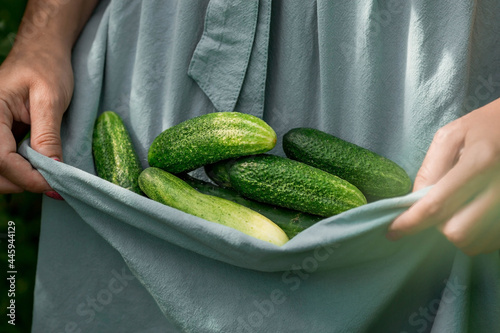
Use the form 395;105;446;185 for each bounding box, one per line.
182;175;323;239
139;168;289;246
148;112;277;174
283;128;412;200
225;154;367;217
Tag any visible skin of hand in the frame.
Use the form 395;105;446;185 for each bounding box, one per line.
387;98;500;256
0;44;74;194
0;0;98;194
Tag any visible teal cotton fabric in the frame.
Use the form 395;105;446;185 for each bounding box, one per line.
26;0;500;332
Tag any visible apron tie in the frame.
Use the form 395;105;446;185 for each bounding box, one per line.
188;0;272;118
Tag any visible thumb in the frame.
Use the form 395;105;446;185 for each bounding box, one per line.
28;88;65;162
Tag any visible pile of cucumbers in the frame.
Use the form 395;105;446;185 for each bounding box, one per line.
92;111;412;246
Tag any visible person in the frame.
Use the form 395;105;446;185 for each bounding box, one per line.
388;98;500;255
2;0;498;254
0;0;98;193
1;0;499;332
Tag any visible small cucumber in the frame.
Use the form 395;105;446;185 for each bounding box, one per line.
92;111;143;194
148;112;277;174
139;168;289;246
283;128;412;200
225;154;367;217
182;175;323;238
204;160;234;188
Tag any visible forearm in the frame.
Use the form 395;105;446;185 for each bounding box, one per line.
12;0;99;55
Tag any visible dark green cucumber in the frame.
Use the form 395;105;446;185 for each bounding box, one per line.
148;112;277;174
204;160;234;188
283;128;412;200
92;111;143;194
182;175;323;238
139;168;289;246
225;154;367;217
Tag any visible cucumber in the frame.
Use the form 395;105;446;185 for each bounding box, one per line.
148;112;277;174
224;154;367;217
139;168;289;246
182;175;323;238
204;160;233;188
92;111;143;194
283;128;412;200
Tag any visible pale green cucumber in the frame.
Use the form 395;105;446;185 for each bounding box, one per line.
139;168;289;246
182;175;323;238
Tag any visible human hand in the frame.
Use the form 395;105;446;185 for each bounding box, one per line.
387;98;500;256
0;44;74;194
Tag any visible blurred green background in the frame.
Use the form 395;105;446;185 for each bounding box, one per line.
0;0;27;63
1;1;40;333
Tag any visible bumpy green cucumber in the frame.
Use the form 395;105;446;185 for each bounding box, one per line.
182;175;323;238
225;155;367;217
92;111;143;194
283;128;412;200
139;168;289;246
148;112;277;174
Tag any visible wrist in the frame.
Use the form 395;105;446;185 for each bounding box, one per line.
11;0;99;57
10;35;72;63
12;30;71;55
12;5;73;57
1;37;74;92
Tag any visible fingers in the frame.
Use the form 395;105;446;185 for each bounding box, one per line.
387;141;498;239
0;175;24;194
413;123;465;192
437;180;500;256
0;119;51;193
0;48;73;195
29;84;65;162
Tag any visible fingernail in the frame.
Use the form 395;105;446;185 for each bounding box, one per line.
386;230;402;241
45;190;64;201
45;158;63;200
